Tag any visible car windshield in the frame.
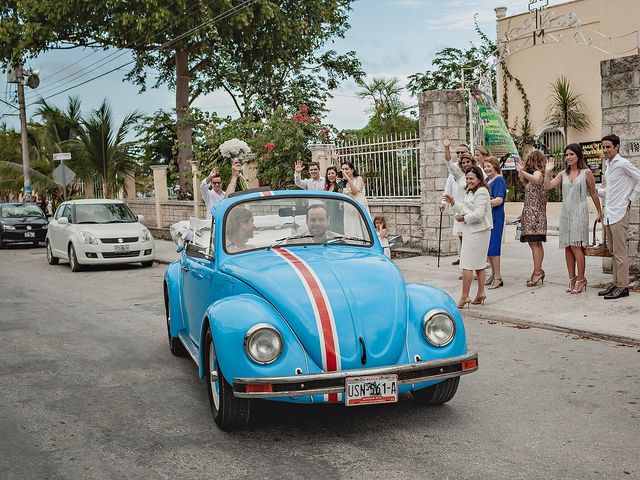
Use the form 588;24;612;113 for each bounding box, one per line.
1;204;45;219
75;203;137;224
224;197;373;254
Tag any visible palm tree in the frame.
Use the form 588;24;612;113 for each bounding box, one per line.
544;76;591;144
357;77;412;133
69;100;141;198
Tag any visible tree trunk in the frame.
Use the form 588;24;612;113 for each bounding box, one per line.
175;48;193;193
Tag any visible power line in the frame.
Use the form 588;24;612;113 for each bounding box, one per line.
24;0;232;103
28;0;256;106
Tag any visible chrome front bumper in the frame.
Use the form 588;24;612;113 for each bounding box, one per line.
233;352;478;398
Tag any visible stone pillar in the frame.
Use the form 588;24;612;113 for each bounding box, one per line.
151;165;168;228
418;90;467;255
310;143;336;174
601;55;640;275
190;161;201;218
124;171;136;200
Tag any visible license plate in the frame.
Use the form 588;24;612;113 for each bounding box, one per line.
114;244;130;253
24;231;35;238
345;374;398;406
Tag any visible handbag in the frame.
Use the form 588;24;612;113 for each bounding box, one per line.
584;220;612;257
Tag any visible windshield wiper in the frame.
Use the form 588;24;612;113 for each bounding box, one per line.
269;234;314;248
77;221;98;224
105;220;131;223
324;236;369;245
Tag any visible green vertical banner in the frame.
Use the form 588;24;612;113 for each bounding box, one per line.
471;86;521;170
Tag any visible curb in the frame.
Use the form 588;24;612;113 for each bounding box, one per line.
461;309;640;346
151;258;639;347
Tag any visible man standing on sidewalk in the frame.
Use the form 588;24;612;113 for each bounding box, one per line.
200;162;241;219
294;160;324;190
597;134;640;299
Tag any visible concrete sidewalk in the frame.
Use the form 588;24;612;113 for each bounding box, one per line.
152;224;639;345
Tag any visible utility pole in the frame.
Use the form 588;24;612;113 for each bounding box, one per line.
16;61;32;203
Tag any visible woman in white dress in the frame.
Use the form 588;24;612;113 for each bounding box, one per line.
341;161;370;237
444;165;493;308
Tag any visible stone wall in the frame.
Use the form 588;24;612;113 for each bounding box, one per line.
601;55;640;274
127;199;206;228
368;199;422;251
418;90;467;255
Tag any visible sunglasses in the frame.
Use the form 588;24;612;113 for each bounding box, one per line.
455;151;467;155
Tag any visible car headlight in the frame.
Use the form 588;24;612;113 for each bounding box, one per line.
141;229;151;242
244;324;283;364
80;231;97;245
2;224;16;231
422;309;455;347
42;224;48;230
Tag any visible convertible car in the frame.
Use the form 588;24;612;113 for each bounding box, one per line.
164;189;478;430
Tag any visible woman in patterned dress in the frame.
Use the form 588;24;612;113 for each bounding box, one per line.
516;150;547;287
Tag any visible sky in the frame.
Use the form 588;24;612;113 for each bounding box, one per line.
0;0;565;133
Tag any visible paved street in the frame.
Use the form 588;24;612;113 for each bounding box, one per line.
1;246;639;480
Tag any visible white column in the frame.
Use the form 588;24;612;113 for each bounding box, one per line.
151;165;168;228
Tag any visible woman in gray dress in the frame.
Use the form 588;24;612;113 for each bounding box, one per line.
544;144;603;294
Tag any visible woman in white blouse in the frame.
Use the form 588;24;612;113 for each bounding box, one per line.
445;165;493;308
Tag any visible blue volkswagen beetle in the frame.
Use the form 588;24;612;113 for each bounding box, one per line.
164;189;478;430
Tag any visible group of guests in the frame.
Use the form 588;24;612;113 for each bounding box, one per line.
517;134;640;300
440;133;640;307
201;156;390;256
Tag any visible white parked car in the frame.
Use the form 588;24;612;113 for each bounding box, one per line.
46;199;155;271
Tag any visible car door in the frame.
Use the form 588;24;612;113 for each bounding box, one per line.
50;204;72;256
180;242;216;347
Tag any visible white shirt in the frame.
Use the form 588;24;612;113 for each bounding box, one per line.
597;153;640;224
440;173;457;205
294;173;325;191
200;179;225;219
447;161;468;203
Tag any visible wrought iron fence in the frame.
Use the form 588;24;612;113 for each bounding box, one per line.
335;133;420;198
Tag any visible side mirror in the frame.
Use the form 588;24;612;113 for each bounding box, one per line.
58;217;69;225
137;214;145;222
388;235;403;250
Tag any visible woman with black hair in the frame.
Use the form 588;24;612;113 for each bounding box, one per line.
324;166;341;192
444;165;493;308
545;143;603;294
341;161;370;237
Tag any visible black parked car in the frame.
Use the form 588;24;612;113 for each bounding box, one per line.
0;203;49;248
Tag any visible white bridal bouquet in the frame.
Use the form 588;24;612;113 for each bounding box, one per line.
219;138;251;190
219;139;251;160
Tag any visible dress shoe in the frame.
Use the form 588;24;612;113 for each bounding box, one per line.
452;259;460;266
604;287;629;300
597;284;616;296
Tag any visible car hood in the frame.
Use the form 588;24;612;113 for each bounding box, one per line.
221;247;407;371
1;217;47;225
69;222;148;237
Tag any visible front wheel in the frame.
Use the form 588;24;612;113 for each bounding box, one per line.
412;377;460;405
205;329;251;431
46;240;59;265
68;244;82;272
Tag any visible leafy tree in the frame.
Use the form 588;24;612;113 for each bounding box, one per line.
544;76;591;144
407;21;496;97
1;1;362;192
